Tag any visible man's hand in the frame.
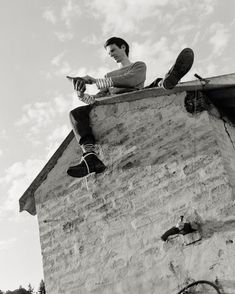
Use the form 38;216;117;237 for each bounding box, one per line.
81;75;96;84
66;76;86;92
74;78;86;92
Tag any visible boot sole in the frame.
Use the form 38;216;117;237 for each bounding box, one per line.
67;167;89;178
67;163;106;178
95;163;106;174
163;48;194;89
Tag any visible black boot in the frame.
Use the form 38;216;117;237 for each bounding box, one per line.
67;152;106;178
162;48;194;90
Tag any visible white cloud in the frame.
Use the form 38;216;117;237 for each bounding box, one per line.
0;158;46;216
51;53;73;76
82;34;102;45
16;102;55;131
197;0;216;16
209;23;229;56
0;149;3;157
15;94;74;135
55;31;74;42
0;160;43;185
42;2;80;42
170;24;195;35
51;52;65;66
43;1;82;28
55;61;72;76
86;0;169;34
171;0;216;19
42;8;57;24
84;0;216;41
61;0;81;28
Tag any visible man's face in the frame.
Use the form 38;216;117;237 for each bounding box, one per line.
106;44;126;63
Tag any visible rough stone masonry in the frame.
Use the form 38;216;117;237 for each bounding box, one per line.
34;88;235;294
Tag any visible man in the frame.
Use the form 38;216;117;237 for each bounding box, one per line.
67;37;194;178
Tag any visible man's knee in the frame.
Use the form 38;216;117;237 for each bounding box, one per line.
69;105;92;122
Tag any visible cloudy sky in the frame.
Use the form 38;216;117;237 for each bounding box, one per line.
0;0;235;291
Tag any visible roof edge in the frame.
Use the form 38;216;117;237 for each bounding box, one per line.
96;73;235;105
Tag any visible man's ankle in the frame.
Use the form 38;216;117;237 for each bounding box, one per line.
81;143;96;154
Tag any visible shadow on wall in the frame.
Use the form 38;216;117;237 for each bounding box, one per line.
215;278;235;294
202;218;235;239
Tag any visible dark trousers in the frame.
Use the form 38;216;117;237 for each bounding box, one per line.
144;78;162;89
69;78;162;146
69;105;95;145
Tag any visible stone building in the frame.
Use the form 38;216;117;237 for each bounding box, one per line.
19;74;235;294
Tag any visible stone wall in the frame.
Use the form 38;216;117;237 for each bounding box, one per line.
35;90;235;294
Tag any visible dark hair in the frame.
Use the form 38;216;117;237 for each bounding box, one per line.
104;37;129;56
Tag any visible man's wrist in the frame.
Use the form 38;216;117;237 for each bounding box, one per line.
77;90;84;98
96;77;113;89
79;93;96;105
